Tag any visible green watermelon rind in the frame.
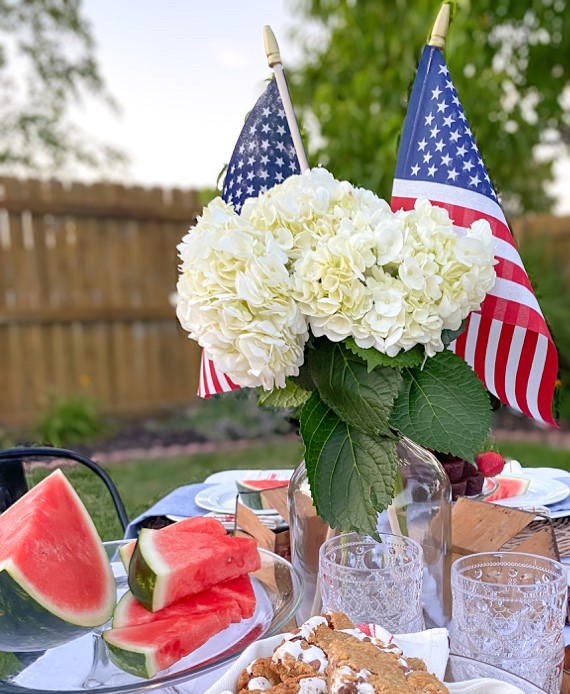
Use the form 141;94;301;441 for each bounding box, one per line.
119;542;135;571
235;479;289;511
112;590;135;628
103;635;156;679
235;481;264;511
127;532;160;612
0;470;116;651
0;567;102;651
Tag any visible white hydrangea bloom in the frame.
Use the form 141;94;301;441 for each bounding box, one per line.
176;200;308;390
176;171;497;387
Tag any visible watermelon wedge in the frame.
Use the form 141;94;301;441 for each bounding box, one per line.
103;609;233;678
486;476;531;503
236;479;290;510
119;516;227;570
212;574;256;619
0;470;116;651
113;574;255;628
128;528;260;612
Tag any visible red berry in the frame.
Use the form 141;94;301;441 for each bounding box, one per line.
475;451;506;478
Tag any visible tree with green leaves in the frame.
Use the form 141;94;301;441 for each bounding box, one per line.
288;0;569;215
0;0;125;175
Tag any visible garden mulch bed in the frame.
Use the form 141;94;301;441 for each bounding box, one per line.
13;408;570;466
73;409;570;464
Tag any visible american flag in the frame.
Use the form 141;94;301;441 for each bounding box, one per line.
199;78;303;398
392;45;558;426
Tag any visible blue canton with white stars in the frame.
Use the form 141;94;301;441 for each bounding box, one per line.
222;78;301;213
396;46;497;201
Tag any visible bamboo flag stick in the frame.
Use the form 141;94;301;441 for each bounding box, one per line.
428;3;451;48
263;25;310;173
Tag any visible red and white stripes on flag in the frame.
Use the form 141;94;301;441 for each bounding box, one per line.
392;45;557;426
392;178;558;426
198;352;240;399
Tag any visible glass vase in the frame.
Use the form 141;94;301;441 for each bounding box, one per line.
383;437;452;628
287;437;451;627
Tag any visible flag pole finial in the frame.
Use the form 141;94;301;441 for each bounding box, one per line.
263;25;281;67
262;25;309;172
428;3;451;48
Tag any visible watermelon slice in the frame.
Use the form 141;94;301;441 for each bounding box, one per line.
119;516;227;570
103;609;233;678
128;528;260;612
112;574;255;628
485;476;531;503
236;479;290;510
212;574;256;619
0;470;116;651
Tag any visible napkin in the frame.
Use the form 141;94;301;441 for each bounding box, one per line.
123;483;212;538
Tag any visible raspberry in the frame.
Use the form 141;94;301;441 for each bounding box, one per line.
475;451;506;478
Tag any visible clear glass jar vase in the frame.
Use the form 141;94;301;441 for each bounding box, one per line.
287;437;452;627
384;437;452;628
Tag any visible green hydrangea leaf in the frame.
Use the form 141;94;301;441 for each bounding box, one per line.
257;379;311;409
345;338;424;371
309;339;402;437
300;392;399;535
390;349;492;459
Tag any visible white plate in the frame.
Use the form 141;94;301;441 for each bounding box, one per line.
488;475;570;508
204;469;294;484
195;482;289;516
503;460;570;480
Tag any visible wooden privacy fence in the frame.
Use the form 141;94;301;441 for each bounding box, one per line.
0;177;203;427
0;175;568;428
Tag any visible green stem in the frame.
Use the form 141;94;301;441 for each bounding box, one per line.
391;465;409;536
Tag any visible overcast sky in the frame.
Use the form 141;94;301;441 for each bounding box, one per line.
78;0;569;212
79;1;299;191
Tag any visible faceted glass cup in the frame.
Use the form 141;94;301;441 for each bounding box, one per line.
450;551;568;694
319;532;425;633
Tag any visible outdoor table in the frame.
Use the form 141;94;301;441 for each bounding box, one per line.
127;473;570;693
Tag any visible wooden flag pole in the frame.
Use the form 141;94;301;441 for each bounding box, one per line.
428;3;451;48
263;25;310;173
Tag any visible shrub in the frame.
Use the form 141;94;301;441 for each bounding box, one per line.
35;393;108;448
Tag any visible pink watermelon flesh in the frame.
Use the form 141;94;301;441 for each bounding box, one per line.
486;476;531;502
209;574;256;619
119;516;226;570
0;470;116;650
239;480;289;490
129;530;260;611
114;574;255;628
104;609;233;678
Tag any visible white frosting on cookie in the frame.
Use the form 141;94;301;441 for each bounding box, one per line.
297;677;327;693
330;666;374;694
284;615;328;642
272;639;328;673
247;676;273;690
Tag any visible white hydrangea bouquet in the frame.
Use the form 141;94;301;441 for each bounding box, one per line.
176;168;496;535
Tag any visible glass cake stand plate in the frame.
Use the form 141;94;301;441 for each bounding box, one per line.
1;542;304;694
468;476;499;501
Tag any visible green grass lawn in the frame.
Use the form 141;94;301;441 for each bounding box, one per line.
28;438;304;541
26;436;570;541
